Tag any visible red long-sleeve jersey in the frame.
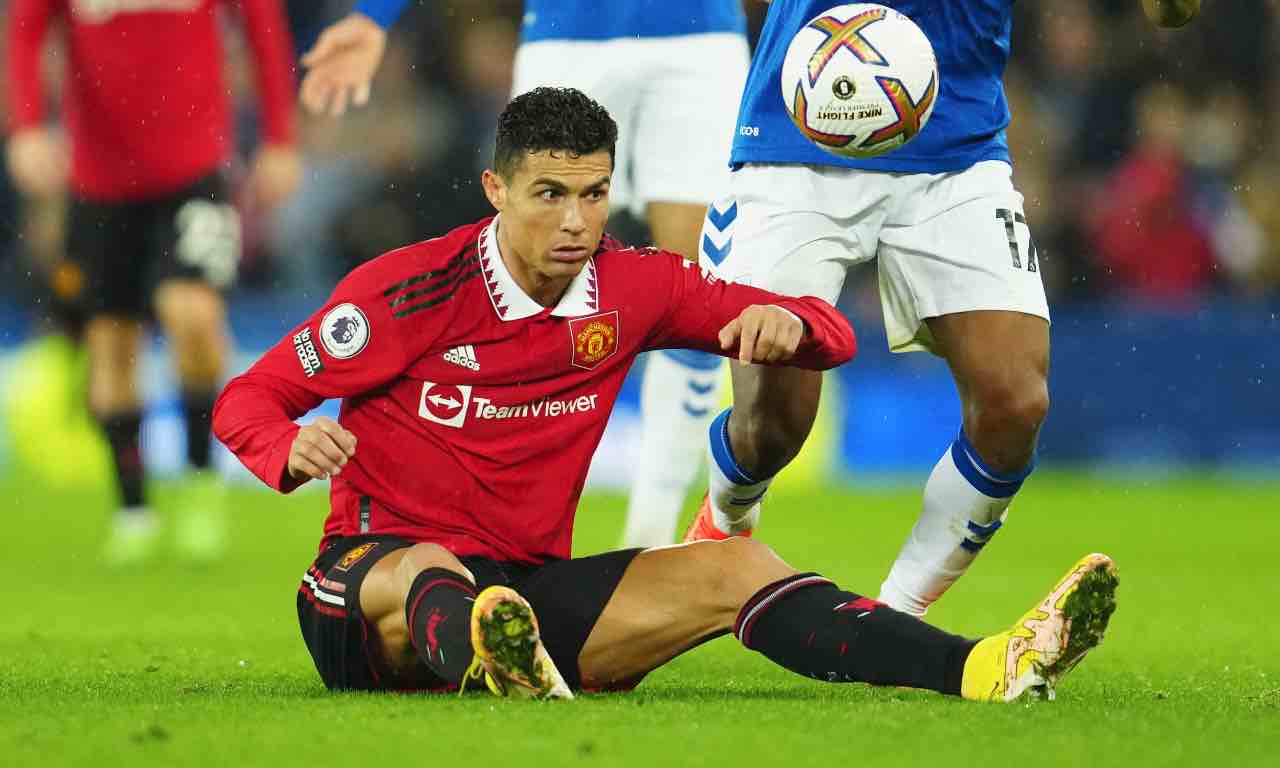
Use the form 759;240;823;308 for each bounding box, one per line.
7;0;296;201
214;217;857;564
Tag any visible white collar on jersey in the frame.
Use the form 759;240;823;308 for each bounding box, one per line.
478;217;600;321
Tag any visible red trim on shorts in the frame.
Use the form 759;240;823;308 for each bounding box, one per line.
299;584;347;618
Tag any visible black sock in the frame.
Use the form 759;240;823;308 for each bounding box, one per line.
735;573;977;695
100;411;145;509
182;389;217;470
405;568;478;683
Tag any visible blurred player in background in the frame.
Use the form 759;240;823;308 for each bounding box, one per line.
214;87;1117;702
6;0;303;563
296;0;751;547
687;0;1199;615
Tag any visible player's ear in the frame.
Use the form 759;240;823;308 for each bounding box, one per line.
481;168;507;212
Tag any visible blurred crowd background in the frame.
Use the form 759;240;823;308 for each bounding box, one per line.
1;0;1276;481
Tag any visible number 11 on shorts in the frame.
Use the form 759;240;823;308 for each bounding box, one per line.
995;208;1038;273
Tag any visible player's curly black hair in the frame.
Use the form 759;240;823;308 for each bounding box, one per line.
493;87;618;177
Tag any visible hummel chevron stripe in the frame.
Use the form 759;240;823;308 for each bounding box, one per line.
706;201;737;231
702;234;732;265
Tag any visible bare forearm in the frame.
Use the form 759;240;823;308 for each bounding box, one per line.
1142;0;1200;28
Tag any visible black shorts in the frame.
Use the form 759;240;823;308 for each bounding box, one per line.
66;173;240;317
296;535;642;692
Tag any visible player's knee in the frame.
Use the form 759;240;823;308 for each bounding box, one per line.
717;535;779;569
393;543;470;596
971;374;1049;440
157;283;224;342
173;303;223;346
687;537;792;608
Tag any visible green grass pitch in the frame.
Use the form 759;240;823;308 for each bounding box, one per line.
2;472;1278;767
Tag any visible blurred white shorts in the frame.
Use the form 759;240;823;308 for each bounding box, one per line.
698;160;1050;353
512;33;749;216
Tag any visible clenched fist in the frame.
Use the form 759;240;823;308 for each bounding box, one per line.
718;305;807;365
288;416;358;483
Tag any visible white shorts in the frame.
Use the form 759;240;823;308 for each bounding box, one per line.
699;161;1050;353
511;33;749;216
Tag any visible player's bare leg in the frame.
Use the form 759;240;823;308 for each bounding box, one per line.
929;310;1049;473
86;314;155;563
622;201;723;548
580;538;966;695
358;543;569;696
155;279;231;559
879;310;1050;616
155;280;227;395
579;539;1116;702
685;363;822;540
358;543;475;683
578;538;795;686
86;316;144;427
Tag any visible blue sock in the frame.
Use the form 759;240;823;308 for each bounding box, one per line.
706;408;771;533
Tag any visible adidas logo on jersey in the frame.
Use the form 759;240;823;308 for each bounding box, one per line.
444;345;480;371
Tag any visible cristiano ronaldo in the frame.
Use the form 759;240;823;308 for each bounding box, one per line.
214;88;1117;701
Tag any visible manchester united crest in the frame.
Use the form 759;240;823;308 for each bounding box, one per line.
569;311;620;370
334;542;378;572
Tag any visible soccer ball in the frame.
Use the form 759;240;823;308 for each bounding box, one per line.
781;3;938;158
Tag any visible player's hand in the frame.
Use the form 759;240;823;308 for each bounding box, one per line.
288;416;358;482
249;144;304;210
299;13;388;116
5;128;69;199
719;305;807;365
1141;0;1199;27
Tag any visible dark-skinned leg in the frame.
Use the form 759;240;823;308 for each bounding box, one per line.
698;363;823;536
879;310;1050;616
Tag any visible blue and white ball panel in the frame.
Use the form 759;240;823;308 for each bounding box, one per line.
513;33;749;215
704;161;1048;353
732;0;1014;173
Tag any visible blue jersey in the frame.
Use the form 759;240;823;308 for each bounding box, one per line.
353;0;745;41
731;0;1013;173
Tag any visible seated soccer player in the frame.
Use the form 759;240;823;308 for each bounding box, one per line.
214;87;1117;701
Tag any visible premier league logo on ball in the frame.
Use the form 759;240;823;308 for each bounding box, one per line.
319;303;370;359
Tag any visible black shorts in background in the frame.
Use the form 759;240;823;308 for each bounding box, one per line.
297;535;642;692
66;173;240;317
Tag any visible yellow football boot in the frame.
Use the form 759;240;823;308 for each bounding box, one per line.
962;553;1119;702
464;586;573;700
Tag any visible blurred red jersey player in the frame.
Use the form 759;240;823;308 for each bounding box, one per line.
6;0;302;563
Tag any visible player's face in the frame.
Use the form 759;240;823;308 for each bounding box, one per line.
483;149;612;290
